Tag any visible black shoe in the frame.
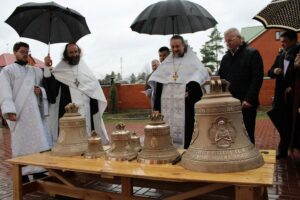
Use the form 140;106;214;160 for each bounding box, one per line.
22;175;30;183
32;172;47;180
276;153;288;160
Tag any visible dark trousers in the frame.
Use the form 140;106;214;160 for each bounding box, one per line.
277;103;293;155
242;107;257;144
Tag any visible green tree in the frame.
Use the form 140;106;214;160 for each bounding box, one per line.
130;73;137;84
200;26;224;72
116;73;122;82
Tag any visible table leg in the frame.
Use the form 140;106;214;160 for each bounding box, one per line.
235;185;267;200
121;177;133;197
12;164;22;200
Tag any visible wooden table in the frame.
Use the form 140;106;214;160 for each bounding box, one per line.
7;150;275;200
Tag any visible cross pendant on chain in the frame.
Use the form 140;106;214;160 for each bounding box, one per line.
74;78;80;87
173;72;179;82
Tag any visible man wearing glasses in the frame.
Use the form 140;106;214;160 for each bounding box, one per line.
218;28;264;144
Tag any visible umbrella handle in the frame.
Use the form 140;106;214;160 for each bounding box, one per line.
47;43;52;66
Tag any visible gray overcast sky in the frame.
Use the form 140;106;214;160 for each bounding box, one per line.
0;0;271;78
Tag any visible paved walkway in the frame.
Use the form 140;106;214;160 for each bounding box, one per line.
1;119;300;199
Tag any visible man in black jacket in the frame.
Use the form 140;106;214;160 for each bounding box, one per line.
219;28;264;144
268;31;298;159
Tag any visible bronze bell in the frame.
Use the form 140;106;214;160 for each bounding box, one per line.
84;131;105;159
182;76;264;172
130;132;142;152
106;123;137;161
137;114;179;164
51;103;88;156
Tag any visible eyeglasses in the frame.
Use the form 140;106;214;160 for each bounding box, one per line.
224;37;237;43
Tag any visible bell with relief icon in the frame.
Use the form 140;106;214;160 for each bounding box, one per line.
137;114;179;164
181;76;264;172
106;123;137;161
51;103;88;156
84;130;105;159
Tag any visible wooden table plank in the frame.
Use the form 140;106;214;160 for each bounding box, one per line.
6;149;275;186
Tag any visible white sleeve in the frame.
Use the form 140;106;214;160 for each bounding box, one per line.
43;67;52;78
0;69;16;117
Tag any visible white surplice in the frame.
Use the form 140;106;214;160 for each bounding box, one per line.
149;47;209;147
0;63;52;175
46;59;109;145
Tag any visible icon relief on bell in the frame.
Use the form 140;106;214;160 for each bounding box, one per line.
208;117;236;148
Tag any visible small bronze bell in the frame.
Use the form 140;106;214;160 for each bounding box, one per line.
106;123;137;161
84;131;105;159
181;76;264;172
51;103;88;156
137;114;179;164
130;132;142;152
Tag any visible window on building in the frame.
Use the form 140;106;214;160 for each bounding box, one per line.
275;31;281;40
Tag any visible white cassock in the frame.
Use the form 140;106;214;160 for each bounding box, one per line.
0;63;52;175
149;46;209;148
44;59;109;144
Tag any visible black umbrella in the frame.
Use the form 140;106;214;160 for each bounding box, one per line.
5;1;90;52
254;0;300;32
130;0;217;35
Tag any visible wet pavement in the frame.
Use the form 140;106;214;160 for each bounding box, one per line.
1;119;300;199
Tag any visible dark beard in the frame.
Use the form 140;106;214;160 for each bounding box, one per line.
68;56;80;65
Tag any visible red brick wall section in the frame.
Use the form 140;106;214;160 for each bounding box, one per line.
102;84;151;111
259;79;275;106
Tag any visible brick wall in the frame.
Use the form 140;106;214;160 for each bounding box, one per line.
102;79;275;111
102;83;151;111
259;78;275;106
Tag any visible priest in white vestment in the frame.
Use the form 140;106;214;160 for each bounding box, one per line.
43;43;109;145
0;42;52;178
149;35;209;149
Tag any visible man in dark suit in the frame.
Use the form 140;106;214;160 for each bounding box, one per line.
219;28;264;144
268;31;298;159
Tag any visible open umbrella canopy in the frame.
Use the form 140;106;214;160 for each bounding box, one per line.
5;1;91;44
130;0;217;35
254;0;300;32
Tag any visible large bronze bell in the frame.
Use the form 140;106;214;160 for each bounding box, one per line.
182;76;264;172
84;131;105;159
51;103;88;156
105;123;137;161
137;114;179;164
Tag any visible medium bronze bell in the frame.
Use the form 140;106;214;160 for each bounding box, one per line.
137;114;179;164
105;123;137;161
84;130;105;159
130;132;142;152
182;76;264;172
51;103;88;156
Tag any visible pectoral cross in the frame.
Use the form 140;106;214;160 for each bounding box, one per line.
74;78;80;87
173;72;179;82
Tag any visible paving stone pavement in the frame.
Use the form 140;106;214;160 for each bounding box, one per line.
1;119;300;199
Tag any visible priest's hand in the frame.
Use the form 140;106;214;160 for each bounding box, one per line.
34;86;41;97
273;68;282;75
7;113;16;121
242;101;252;109
44;54;52;67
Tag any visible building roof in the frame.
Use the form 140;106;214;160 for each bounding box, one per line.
241;26;265;43
0;53;44;68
